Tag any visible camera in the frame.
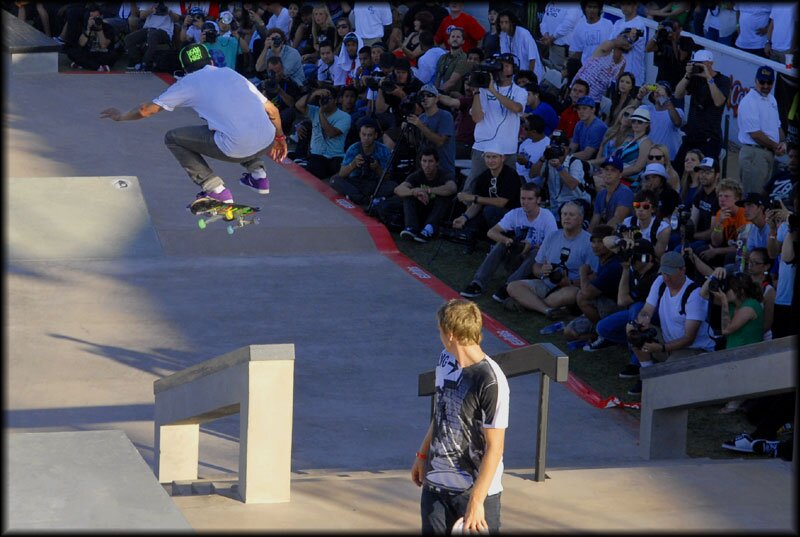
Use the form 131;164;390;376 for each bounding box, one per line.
271;35;284;47
203;27;218;44
400;92;422;116
690;62;704;74
92;16;103;28
154;2;168;16
615;223;642;241
379;77;397;93
543;145;566;161
627;321;658;349
656;23;672;42
707;275;729;294
318;95;332;106
470;57;503;88
363;74;384;91
671;205;695;241
547;247;571;285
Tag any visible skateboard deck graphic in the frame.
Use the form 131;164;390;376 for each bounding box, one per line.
189;197;261;235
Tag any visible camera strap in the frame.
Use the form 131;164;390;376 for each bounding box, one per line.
656;280;701;316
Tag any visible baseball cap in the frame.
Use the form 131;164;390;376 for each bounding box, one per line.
691;49;714;63
575;96;595;108
420;84;439;97
219;10;234;24
202;20;219;32
736;192;767;207
483;143;504;156
629;106;651;122
179;43;212;72
756;65;775;83
659;251;685;275
591;224;614;241
343;32;359;43
601;155;624;171
694;156;719;172
643;162;668;179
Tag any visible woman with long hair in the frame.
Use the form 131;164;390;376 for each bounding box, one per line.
647;143;680;191
399;10;433;65
305;3;335;63
604;72;640;126
679;148;704;205
614;106;654;187
333;16;352;55
386;5;404;52
590;103;637;168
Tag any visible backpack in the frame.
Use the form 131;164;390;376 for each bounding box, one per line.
543;155;595;222
628;214;661;244
655;279;701;316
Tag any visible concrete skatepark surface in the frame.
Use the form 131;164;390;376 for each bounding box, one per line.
4;68;795;531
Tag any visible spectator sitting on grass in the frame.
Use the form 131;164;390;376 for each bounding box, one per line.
459;183;558;301
587;155;633;232
563;225;624;344
330;119;393;206
504;201;598;319
65;4;121;72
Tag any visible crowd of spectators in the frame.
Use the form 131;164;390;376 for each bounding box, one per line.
9;0;797;458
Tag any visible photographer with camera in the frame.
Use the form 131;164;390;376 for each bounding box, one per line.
403;85;456;178
645;17;694;91
459;183;557;300
179;8;205;46
255;28;305;88
376;57;424;133
260;56;302;133
672;49;731;177
619;189;671;258
700;269;764;350
201;17;250;72
66;4;120;72
624;251;715;395
294;86;351;181
394;149;458;243
124;2;179;71
532;130;593;223
505;201;598;317
767;187;798;339
331;119;393;206
683;156;721;251
465;53;528;194
433;27;472;96
563;225;624;343
588;155;632;232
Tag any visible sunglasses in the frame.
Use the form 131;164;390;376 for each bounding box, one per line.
757;79;774;86
648;154;664;160
632;202;652;210
630;118;647;124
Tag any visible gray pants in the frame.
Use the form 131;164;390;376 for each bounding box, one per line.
471;243;536;291
464;149;518;194
545;43;569;71
738;144;775;195
164;126;268;192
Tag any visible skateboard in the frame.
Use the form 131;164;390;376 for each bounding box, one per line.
188;197;261;235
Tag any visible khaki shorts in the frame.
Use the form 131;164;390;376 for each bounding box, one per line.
516;278;555;299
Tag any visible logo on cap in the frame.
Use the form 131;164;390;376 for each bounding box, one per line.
756;66;775;81
185;46;204;63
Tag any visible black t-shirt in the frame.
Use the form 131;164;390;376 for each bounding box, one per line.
474;165;522;209
691;186;720;233
630;264;659;302
653;35;695;89
405;168;454;190
267;76;303;111
684;72;731;141
657;187;682;220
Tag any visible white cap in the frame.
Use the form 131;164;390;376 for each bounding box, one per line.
629;106;651;122
692;49;714;63
643;162;668;179
219;11;234;25
482;144;504;157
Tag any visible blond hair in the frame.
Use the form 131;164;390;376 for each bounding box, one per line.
311;3;333;48
716;177;744;199
436;299;483;346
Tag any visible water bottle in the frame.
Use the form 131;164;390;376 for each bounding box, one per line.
566;339;584;350
539;322;564;335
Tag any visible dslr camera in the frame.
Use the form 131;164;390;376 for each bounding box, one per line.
689;62;705;74
363;72;385;91
627;321;658;349
707;274;730;294
400;92;422;116
202;26;218;44
543;144;566;161
91;16;104;29
656;20;673;43
615;222;642;241
470;57;503;88
271;35;284;47
547;247;571;285
670;204;695;243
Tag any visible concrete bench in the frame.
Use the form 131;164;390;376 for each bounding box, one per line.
3;9;60;74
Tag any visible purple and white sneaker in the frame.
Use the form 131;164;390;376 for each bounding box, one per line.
239;172;270;194
195;187;234;204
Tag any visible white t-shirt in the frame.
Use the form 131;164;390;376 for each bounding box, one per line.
769;4;797;51
646;275;715;351
473;83;528;155
734;4;772;50
500;26;543;80
153;65;274;158
516;136;550;180
266;7;292;36
611;15;647;85
540;3;582;46
353;3;392;40
414;47;447;85
737;89;780;145
703;6;737;37
570;16;613;65
497;206;559;248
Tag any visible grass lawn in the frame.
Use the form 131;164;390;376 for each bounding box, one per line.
391;230;758;460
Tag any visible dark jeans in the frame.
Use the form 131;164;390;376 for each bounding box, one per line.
329;174;397;205
163;125;269;192
124;27;171;66
65;45;121;70
306;154;342;180
461;205;508;239
673;136;722;177
421;486;501;535
402;194;453;233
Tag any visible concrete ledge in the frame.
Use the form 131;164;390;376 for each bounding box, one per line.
2;10;61;54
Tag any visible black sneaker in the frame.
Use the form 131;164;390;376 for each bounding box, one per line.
618;364;640;379
627;379;642;395
582;336;616;352
460;282;483;298
400;228;419;241
491;286;509;303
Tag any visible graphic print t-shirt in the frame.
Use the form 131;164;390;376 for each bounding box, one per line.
424;351;510;495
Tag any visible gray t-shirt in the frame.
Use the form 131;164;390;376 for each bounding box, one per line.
535;228;598;285
420;109;456;175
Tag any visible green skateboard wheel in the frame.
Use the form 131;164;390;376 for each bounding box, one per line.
198;219;207;229
227;225;235;235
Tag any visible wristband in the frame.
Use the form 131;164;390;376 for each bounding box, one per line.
462;213;471;221
769;235;777;239
416;451;427;460
707;78;715;85
274;135;286;140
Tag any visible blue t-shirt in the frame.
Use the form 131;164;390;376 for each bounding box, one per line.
342;141;392;180
594;184;634;225
307;105;351;159
644;103;685;159
590;256;623;300
775;222;795;306
204;36;241;70
572;117;607;152
745;222;770;251
535;229;599;285
524;101;559;136
420;109;456;175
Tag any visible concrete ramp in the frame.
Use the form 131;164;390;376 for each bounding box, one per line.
5;430;191;531
8;176;162;260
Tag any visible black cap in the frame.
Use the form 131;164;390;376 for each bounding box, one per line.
736;192;767;207
633;239;655;257
591;224;614;240
179;43;212;73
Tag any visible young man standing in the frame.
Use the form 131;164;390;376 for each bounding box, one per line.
610;0;647;84
412;299;509;534
569;0;613;66
101;43;286;204
433;27;471;96
498;9;543;80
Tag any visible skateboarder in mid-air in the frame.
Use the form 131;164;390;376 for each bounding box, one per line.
100;43;287;205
